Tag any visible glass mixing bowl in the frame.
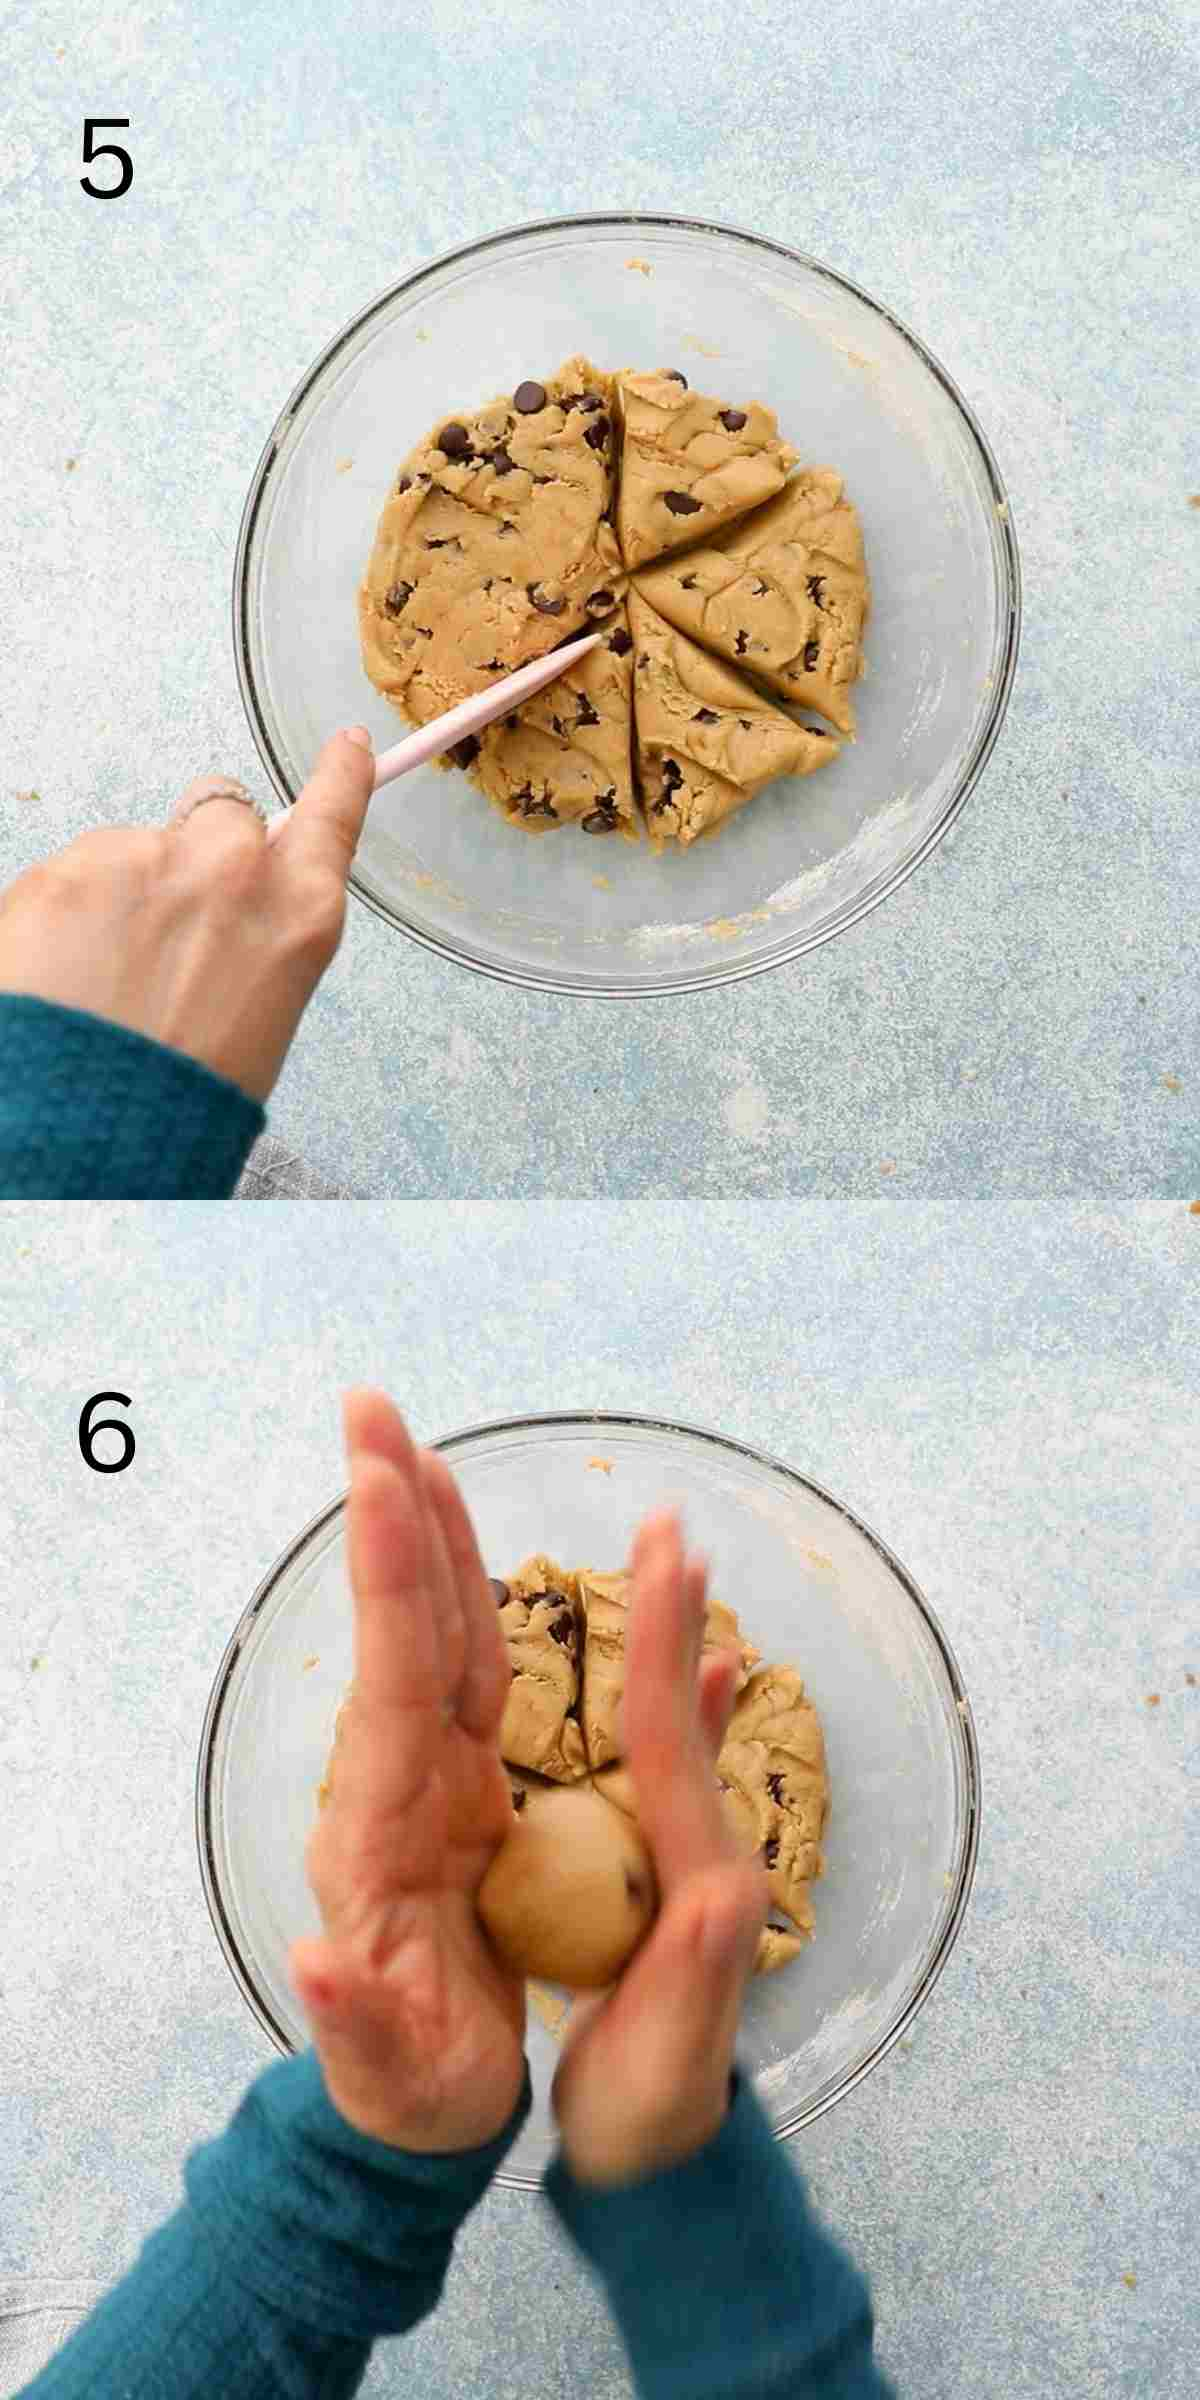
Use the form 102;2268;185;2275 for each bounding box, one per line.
234;213;1019;995
197;1412;979;2187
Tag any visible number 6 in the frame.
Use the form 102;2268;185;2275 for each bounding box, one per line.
79;1391;136;1473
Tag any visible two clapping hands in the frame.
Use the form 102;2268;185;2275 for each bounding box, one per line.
295;1390;768;2186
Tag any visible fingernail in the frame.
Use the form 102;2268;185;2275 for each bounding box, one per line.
342;724;373;751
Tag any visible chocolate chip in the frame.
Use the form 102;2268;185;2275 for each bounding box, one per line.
582;805;618;833
424;535;459;548
804;724;829;737
807;574;826;606
548;1609;575;1647
608;627;633;655
751;578;769;597
504;712;520;729
513;380;547;413
574;391;605;412
522;795;558;819
586;587;616;612
803;639;821;671
738;717;752;730
719;407;748;432
384;581;413;615
437;421;471;457
661;369;688;386
679;573;698;590
528;584;566;616
396;474;413;494
511;1785;527;1811
764;1837;780;1869
637;652;650;668
692;706;719;724
584;414;610;450
664;489;702;515
489;444;516;475
550;715;565;737
489;1578;510;1605
734;629;749;655
445;734;480;769
767;1772;785;1803
661;757;684;792
576;693;600;727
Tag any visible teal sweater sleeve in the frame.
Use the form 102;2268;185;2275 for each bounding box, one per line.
545;2071;896;2400
19;2055;887;2400
0;994;264;1197
22;2050;533;2399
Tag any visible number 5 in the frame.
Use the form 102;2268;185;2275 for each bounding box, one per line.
81;118;133;200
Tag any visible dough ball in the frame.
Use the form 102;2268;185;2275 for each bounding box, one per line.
477;1786;656;1988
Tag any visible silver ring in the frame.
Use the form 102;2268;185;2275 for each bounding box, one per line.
173;780;267;830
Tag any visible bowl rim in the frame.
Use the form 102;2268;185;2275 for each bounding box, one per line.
196;1405;981;2180
232;208;1022;998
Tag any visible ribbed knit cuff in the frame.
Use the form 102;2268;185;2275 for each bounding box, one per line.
0;995;265;1197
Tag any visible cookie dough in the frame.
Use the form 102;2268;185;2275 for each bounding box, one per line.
466;602;638;837
358;357;624;732
578;1565;758;1769
633;468;869;734
477;1783;657;1986
318;1557;829;1992
717;1665;829;1936
757;1923;807;1974
616;370;798;569
629;591;839;845
495;1555;588;1782
590;1758;817;1979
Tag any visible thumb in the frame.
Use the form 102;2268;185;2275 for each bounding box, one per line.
653;1868;765;2066
290;1935;400;2080
556;1862;763;2113
276;726;375;876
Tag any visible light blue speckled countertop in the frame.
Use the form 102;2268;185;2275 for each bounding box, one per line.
2;1203;1197;2397
2;0;1198;1193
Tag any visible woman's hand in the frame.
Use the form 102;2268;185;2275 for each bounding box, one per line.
293;1390;526;2154
551;1512;768;2187
0;731;373;1102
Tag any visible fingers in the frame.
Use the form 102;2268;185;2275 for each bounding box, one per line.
169;773;267;863
697;1645;741;1760
343;1391;466;1703
420;1449;511;1737
623;1511;734;1889
277;728;374;879
343;1393;442;1804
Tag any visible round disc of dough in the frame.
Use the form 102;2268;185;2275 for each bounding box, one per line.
477;1786;656;1988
